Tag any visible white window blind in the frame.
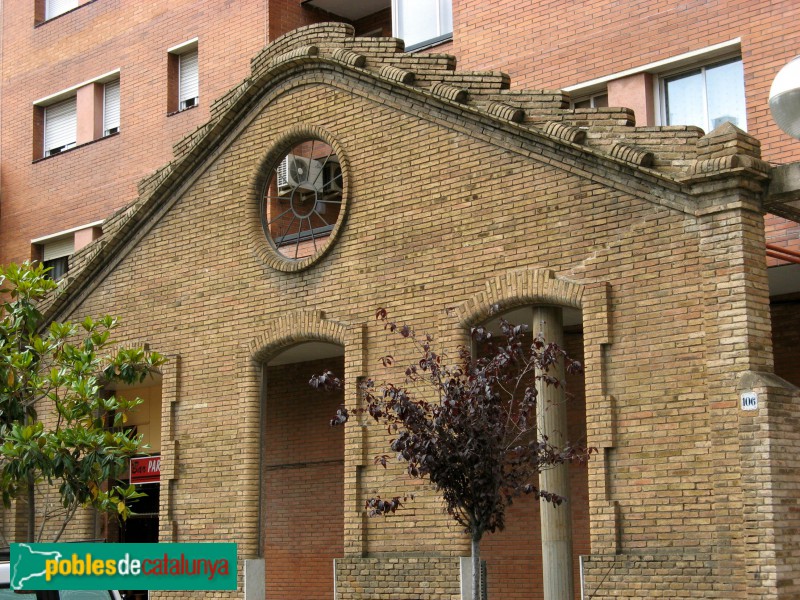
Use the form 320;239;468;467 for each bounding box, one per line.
44;96;77;156
46;0;79;20
42;236;74;261
179;50;199;110
104;79;120;135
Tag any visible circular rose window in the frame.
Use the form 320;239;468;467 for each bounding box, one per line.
261;138;344;265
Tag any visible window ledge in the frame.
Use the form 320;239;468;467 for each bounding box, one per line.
405;33;453;53
167;104;198;118
33;130;119;164
34;0;99;27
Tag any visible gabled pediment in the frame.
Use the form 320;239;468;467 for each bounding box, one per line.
42;22;775;322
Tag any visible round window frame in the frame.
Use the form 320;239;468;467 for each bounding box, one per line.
257;128;350;272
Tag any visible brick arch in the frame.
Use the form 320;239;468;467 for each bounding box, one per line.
454;268;584;329
243;308;368;565
454;268;601;600
253;309;353;600
452;267;620;561
247;309;354;364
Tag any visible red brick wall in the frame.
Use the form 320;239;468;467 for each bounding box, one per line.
264;356;344;600
0;0;271;264
267;0;334;44
4;1;798;265
449;0;800;253
771;298;800;388
481;331;589;600
452;0;799;161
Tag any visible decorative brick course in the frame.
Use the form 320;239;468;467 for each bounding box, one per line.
11;22;799;600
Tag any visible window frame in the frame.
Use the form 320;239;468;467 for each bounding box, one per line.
43;96;77;157
44;0;79;20
31;220;103;281
37;234;74;281
33;70;120;160
167;39;199;114
103;79;121;136
391;0;453;52
658;55;747;132
571;91;609;110
562;39;743;129
178;50;199;110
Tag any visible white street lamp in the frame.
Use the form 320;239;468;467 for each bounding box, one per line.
770;56;800;139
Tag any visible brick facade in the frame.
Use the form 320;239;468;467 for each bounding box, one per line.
10;23;798;599
263;358;345;600
2;1;800;268
0;0;295;264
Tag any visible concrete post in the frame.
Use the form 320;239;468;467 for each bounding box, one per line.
533;306;573;600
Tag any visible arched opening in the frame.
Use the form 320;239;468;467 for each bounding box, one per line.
261;340;345;599
477;306;590;600
104;374;163;546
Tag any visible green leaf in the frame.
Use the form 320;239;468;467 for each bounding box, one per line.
0;262;167;538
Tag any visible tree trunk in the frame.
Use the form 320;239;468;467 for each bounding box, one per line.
472;535;481;600
26;473;35;543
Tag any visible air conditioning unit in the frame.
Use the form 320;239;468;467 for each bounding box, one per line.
277;155;323;192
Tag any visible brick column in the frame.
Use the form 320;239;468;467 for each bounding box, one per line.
692;123;781;599
533;306;574;600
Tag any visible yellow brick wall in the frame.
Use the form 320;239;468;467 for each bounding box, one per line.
40;26;796;600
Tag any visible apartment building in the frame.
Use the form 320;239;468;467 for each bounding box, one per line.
2;2;800;599
2;1;799;271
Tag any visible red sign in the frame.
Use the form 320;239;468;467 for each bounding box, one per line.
130;455;161;484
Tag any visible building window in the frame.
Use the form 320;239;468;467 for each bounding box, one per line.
39;236;74;280
563;40;743;129
392;0;452;51
168;40;199;113
661;58;747;132
44;0;79;20
32;223;102;280
34;72;120;159
572;92;608;109
179;50;199;110
103;79;121;136
43;97;77;157
261;135;348;270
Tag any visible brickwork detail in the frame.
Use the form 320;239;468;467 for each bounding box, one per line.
453;268;584;328
582;554;715;598
543;121;587;144
157;354;180;543
334;557;461;600
247;310;351;361
29;22;793;600
331;48;366;68
738;371;800;599
610;141;654;168
245;309;368;565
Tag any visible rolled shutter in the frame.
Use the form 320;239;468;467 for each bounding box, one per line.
42;236;74;261
104;79;121;134
44;97;77;155
45;0;79;19
179;50;199;108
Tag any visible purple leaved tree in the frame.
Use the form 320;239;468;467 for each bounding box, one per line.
310;308;594;600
